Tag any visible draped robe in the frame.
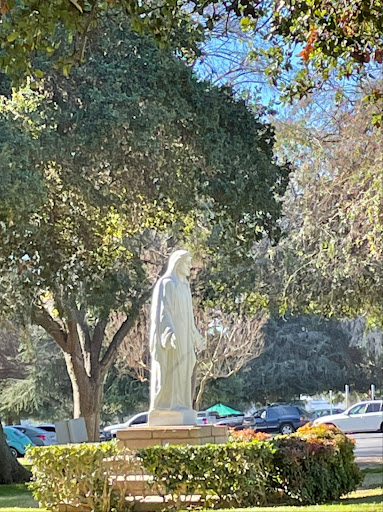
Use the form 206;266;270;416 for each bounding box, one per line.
149;252;204;419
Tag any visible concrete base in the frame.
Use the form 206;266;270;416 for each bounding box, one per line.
148;408;197;427
117;424;228;450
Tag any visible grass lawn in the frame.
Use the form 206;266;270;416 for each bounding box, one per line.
0;485;381;512
0;468;381;512
0;483;47;512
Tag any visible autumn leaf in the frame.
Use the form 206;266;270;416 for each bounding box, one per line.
299;43;313;62
307;29;318;44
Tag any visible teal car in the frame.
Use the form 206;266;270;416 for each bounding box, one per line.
3;426;34;457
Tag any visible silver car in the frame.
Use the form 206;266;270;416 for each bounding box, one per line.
12;425;56;446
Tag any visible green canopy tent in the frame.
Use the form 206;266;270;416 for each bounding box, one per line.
206;403;243;417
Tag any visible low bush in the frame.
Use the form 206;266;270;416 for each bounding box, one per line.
138;424;362;507
271;424;363;504
27;441;142;512
138;441;276;508
27;424;362;511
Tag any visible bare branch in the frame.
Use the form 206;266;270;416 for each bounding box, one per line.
100;290;151;375
114;304;151;382
194;308;267;409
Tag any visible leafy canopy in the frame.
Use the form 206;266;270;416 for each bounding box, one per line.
273;100;383;325
0;19;288;323
1;1;383;116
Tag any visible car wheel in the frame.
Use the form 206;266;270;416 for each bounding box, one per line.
279;423;294;435
9;447;19;458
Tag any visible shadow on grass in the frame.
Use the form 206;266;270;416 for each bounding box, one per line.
340;488;383;505
0;483;37;508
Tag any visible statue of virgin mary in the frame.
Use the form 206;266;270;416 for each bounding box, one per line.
148;250;205;426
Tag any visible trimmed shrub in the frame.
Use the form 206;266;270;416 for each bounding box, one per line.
138;441;276;508
27;424;362;511
271;423;363;504
27;441;143;512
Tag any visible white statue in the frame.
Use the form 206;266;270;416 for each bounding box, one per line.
148;250;205;426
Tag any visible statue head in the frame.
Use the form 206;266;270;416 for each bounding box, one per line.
165;250;192;280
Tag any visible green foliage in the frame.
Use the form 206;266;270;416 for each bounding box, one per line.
102;368;149;422
0;330;72;421
28;441;120;512
273;424;363;504
0;3;203;87
27;425;362;510
243;315;377;402
0;19;288;321
139;441;276;508
272;100;383;325
139;425;362;507
1;1;383;112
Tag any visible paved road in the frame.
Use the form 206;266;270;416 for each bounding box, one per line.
352;433;383;462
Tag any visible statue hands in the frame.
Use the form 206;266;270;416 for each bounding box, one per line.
169;333;177;350
161;329;177;350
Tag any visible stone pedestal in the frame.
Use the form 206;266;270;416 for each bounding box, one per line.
148;408;197;427
117;424;228;450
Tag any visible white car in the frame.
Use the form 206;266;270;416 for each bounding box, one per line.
314;400;383;433
104;412;148;437
197;411;220;425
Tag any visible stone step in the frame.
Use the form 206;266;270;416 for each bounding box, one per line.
110;474;162;495
124;494;203;512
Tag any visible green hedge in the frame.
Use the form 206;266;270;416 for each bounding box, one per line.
138;424;362;507
138;441;276;508
27;441;142;512
27;424;362;511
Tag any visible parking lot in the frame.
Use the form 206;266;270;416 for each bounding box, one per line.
352;433;383;462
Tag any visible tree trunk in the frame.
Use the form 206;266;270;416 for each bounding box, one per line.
0;423;31;484
33;299;147;444
64;352;104;442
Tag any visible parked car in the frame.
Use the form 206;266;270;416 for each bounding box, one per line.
215;415;245;428
37;424;57;442
99;430;113;442
237;415;258;430
309;408;345;420
237;405;310;435
3;426;35;457
104;412;149;437
314;400;383;433
12;425;56;446
196;410;220;425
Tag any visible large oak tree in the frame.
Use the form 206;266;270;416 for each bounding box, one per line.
0;17;288;453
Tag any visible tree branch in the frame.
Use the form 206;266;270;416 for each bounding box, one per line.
92;318;107;368
31;305;68;352
100;290;151;374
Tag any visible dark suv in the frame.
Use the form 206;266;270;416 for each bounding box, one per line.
238;405;309;435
